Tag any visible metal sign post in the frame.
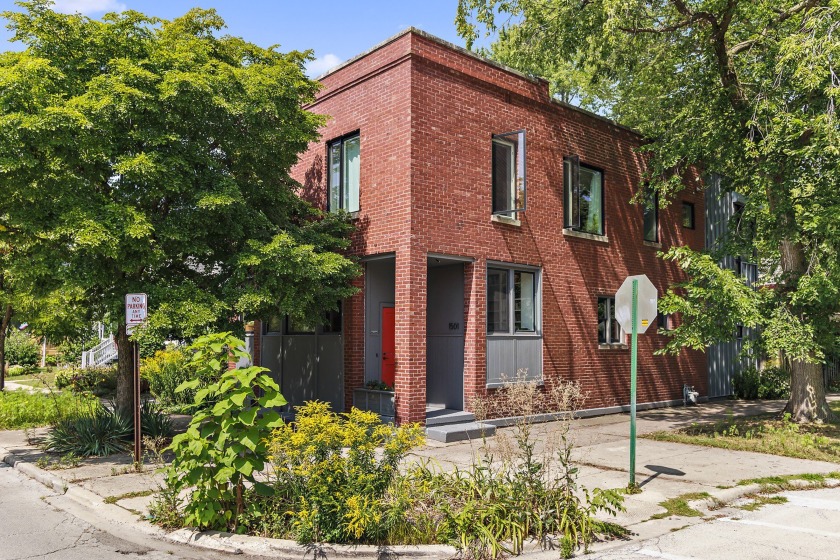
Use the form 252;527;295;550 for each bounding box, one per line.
630;279;638;487
615;275;657;489
125;294;147;464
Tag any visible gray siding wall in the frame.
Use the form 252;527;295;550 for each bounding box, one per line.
426;264;465;409
486;337;542;386
705;174;758;397
364;259;396;383
261;333;343;412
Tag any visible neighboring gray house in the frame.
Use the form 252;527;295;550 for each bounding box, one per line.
705;175;759;397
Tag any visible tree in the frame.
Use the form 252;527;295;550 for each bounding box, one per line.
0;2;360;413
457;0;840;422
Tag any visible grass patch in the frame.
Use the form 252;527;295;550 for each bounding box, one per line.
0;390;97;430
736;494;788;511
103;489;155;504
736;472;840;493
643;403;840;463
10;369;59;389
650;492;710;520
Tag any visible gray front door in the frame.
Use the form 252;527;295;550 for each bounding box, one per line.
426;263;465;410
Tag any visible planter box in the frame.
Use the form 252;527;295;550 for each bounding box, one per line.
353;388;395;424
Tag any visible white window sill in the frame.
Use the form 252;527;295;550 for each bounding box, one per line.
486;378;544;389
491;214;521;227
598;343;628;350
563;228;608;243
643;240;662;249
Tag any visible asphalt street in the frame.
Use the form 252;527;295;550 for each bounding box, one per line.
0;462;245;560
587;487;840;560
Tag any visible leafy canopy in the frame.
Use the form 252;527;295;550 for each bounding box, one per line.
0;1;360;346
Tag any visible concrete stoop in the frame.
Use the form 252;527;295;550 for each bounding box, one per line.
424;409;496;443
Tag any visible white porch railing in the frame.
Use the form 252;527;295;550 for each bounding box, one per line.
81;336;118;368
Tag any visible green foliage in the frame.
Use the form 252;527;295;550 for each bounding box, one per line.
142;346;215;412
46;405;133;457
264;401;424;543
55;365;118;395
733;367;790;400
44;400;172;456
5;329;39;366
0;389;95;429
650;493;710;520
163;333;287;531
6;364;37;377
0;2;361;413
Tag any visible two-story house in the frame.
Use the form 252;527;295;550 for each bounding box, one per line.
252;29;708;431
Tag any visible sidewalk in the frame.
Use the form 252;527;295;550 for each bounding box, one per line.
1;397;838;557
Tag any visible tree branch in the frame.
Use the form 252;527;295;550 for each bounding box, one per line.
729;0;821;56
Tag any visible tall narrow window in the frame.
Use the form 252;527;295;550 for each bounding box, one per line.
487;266;540;334
565;156;604;235
598;297;623;344
492;130;526;216
643;191;659;243
681;201;695;229
328;133;360;213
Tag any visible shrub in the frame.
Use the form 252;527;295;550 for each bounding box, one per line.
733;366;790;400
44;400;173;457
6;364;36;377
54;366;118;395
46;406;133;457
161;333;287;531
142;346;214;411
0;390;96;430
265;401;424;543
5;330;40;366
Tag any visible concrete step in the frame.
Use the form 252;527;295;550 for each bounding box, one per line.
425;409;475;427
425;422;496;443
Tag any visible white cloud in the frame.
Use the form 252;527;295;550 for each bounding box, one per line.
305;53;342;78
51;0;127;15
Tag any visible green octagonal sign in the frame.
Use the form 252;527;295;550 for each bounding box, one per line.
615;274;658;334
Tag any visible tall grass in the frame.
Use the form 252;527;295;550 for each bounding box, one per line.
0;390;96;430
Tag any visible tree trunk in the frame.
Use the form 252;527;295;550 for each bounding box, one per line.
785;356;834;423
115;323;134;414
0;304;12;392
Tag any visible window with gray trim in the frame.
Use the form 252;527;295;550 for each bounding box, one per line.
564;156;605;235
328;133;360;213
643;191;659;243
598;297;624;344
492;130;526;216
487;266;539;334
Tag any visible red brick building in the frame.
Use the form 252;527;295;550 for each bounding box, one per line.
254;29;707;430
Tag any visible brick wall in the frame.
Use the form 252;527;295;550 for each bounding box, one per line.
271;29;707;424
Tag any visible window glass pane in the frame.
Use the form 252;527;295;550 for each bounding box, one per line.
514;271;535;332
598;298;608;343
492;139;514;213
487;268;510;333
265;315;284;333
343;136;360;213
579;166;603;235
328;143;341;212
322;304;342;334
682;202;694;228
643;192;658;242
610;298;622;343
287;316;316;334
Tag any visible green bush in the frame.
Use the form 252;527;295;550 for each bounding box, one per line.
46;406;133;456
45;400;173;457
5;330;40;366
142;346;214;411
0;390;96;430
160;333;287;531
733;366;790;400
6;364;38;377
262;401;424;543
55;366;118;395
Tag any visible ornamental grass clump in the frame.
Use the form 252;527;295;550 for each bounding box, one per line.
263;401;424;544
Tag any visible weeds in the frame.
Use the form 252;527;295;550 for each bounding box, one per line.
736;494;788;511
650;492;710;519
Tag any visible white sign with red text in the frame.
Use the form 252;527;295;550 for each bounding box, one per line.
125;293;147;333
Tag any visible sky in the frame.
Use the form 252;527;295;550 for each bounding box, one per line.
0;0;475;76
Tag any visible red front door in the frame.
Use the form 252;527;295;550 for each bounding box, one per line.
381;306;396;388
